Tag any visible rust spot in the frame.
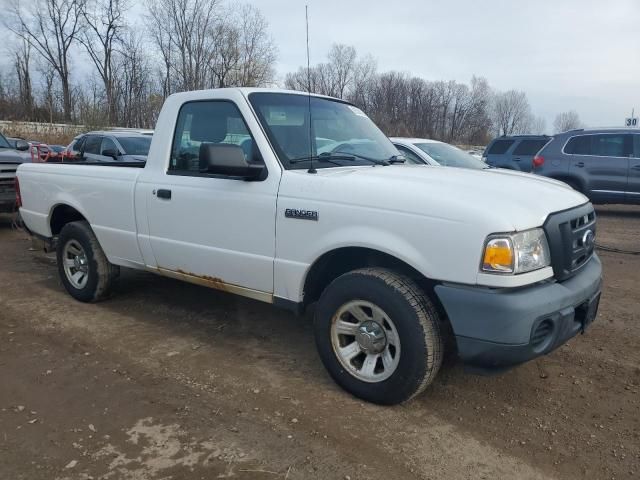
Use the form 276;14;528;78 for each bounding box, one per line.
175;269;228;291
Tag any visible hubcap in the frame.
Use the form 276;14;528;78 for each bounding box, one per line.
62;240;89;289
356;321;387;354
330;300;401;383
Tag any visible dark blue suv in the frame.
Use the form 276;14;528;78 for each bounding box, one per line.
483;135;551;172
532;128;640;204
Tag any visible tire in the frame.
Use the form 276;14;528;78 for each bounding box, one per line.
56;221;119;302
314;268;444;405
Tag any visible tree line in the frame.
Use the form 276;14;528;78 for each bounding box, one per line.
0;0;581;143
1;0;277;128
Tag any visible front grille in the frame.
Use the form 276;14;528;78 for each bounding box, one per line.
543;203;596;281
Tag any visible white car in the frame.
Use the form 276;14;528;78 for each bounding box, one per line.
391;137;487;169
17;88;602;405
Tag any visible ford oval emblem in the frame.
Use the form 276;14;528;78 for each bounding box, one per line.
582;230;595;250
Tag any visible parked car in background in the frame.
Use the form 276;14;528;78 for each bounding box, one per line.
532;128;640;204
0;132;31;213
483;135;551;172
7;137;26;149
391;137;488;169
70;130;152;162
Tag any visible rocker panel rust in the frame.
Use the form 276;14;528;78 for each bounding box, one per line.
156;268;273;304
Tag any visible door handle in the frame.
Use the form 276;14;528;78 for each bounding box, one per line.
631;165;640;170
575;162;585;168
156;189;172;200
513;157;521;162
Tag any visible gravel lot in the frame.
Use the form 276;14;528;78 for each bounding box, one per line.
1;206;639;480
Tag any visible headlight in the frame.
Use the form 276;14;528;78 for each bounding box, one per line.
482;228;550;274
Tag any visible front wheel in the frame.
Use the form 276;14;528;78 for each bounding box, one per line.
314;268;444;405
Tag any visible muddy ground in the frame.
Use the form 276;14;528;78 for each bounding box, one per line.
1;206;639;480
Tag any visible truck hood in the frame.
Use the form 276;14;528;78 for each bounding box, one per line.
282;164;588;232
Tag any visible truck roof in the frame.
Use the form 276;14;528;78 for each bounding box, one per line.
167;87;345;103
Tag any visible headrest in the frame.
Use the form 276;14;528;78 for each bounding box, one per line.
189;114;228;143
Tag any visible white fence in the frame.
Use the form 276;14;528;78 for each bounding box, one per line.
0;120;85;136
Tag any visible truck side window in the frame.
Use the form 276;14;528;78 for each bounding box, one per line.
170;101;259;173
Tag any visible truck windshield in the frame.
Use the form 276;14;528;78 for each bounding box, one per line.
0;133;10;149
415;143;488;170
249;92;398;170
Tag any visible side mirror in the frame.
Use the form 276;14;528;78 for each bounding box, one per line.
199;143;265;180
15;140;29;151
102;148;119;159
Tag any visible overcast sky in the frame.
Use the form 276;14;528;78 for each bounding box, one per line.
259;0;639;130
6;0;639;131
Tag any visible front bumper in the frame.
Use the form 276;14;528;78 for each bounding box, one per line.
435;254;602;370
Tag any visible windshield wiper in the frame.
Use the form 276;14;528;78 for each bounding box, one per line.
289;153;357;165
290;151;391;167
388;155;406;164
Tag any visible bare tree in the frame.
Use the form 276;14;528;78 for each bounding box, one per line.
115;31;160;128
491;90;532;136
553;110;582;133
80;0;129;124
209;20;240;88
285;44;371;99
6;0;86;121
147;0;220;93
530;115;547;135
233;4;277;87
11;38;34;119
38;62;59;124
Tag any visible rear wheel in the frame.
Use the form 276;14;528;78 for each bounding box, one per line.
56;221;119;302
314;268;444;405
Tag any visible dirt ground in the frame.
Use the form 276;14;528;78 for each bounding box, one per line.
1;206;639;480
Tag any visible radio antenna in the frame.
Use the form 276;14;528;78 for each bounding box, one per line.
305;5;316;174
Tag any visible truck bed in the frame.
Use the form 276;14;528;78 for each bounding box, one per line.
17;162;145;267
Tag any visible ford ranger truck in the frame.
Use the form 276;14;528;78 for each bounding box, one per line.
16;88;602;405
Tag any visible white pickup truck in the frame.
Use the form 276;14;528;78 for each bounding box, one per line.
17;88;602;404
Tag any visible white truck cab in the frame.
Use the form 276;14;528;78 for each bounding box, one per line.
17;88;602;404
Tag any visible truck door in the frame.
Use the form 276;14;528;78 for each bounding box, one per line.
628;134;640;204
144;99;278;295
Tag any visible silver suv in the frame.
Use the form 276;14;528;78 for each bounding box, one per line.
70;130;153;163
532;128;640;204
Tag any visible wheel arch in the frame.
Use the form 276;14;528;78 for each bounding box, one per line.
303;246;437;307
49;203;90;236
